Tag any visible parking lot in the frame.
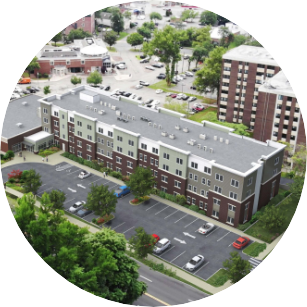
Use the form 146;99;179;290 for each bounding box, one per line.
2;162;259;281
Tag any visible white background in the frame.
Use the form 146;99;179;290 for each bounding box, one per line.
0;1;306;306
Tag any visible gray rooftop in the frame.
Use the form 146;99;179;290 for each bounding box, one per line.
44;88;278;173
2;95;42;139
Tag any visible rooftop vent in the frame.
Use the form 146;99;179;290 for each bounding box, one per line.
225;139;229;145
16;123;23;128
132;116;136;121
153;123;158;128
203;146;207;151
108;103;111;108
104;102;107;106
197;144;202;149
123;113;127;119
187;139;196;146
183;127;189;133
111;105;118;111
210;148;214;153
169;134;175;139
213;136;217;141
148;122;152;126
127;114;131;119
98;110;105;115
199;134;206;140
94;108;97;112
116;110;121;116
122;119;129;123
175;125;181;130
100;101;103;105
220;137;223;143
90;106;93;110
86;105;89;109
22;101;28;106
117;117;122;121
158;124;163;130
161;131;168;137
140;116;150;122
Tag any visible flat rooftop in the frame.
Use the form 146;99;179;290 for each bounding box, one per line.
2;95;42;139
43;88;278;173
259;70;295;97
223;45;279;66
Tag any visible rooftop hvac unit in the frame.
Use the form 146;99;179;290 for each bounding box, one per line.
127;114;131;119
153;123;157;128
214;136;217;141
148;122;152;126
86;105;89;109
108;103;111;108
220;137;223;143
203;146;207;151
161;131;168;137
187;139;196;146
111;105;118;111
132;116;136;121
197;144;201;149
16;123;23;128
104;102;107;106
169;134;175;139
94;108;97;112
210;148;214;153
98;110;105;115
183;127;189;133
175;125;181;130
22;101;28;106
116;110;121;116
123;113;126;119
225;139;230;145
158;124;162;130
199;134;206;140
90;106;93;110
100;101;103;105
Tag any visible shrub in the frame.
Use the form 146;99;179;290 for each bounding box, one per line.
77;157;84;164
8;178;16;183
21;170;29;180
283;191;291;197
250;211;261;224
110;171;122;180
62;152;70;158
83;160;92;168
96;217;105;224
198;210;207;216
68;154;75;160
176;194;186;206
288;171;295;179
43;73;49;78
0;154;4;160
92;218;97;224
189;205;200;212
158;191;166;199
122;175;130;182
131;198;139;204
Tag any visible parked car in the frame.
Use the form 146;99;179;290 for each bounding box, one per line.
171;80;178;84
18;77;31;84
153;238;171;254
104;85;110;91
140;58;149;63
78;170;91;179
191;67;200;72
117;64;126;69
144;99;153;105
136;96;142;100
165;92;172;97
152;234;160;244
14;87;23;93
190;85;197;90
233;236;250;249
193;103;204;110
11;93;21;99
28;88;37;93
77;208;93;217
156;89;164;94
131;94;137;99
176;93;184;100
69;201;86;213
152;100;160;105
181;94;189;100
99;85;105;90
114;185;131;198
145;65;155;70
185;71;194;77
198;223;215;235
183;55;190;60
135;84;143;89
139;81;150;86
140;54;147;59
191;108;199;113
179;74;186;79
152;63;164;68
184;255;205;271
188;96;197;102
157;74;166;79
32;86;40;92
170;93;177;98
193;106;204;112
22;90;30;95
124;92;132;97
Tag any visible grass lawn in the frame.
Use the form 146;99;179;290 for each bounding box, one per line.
135;55;141;60
130;48;143;52
107;46;117;52
188;107;217;122
117;32;129;40
1;160;8;165
206;269;229;287
22;72;30;77
243;242;267;257
7;195;19;213
245;195;299;243
50;43;65;47
38;147;60;157
6;183;25;193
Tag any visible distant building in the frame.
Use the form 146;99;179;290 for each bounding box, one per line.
95;12;130;30
64;14;95;35
210;22;249;44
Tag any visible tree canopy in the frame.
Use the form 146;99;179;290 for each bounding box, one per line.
150;12;162;21
111;11;124;35
104;30;118;47
181;10;198;22
86;71;102;86
43;86;51;95
137;26;152;39
127;33;144;48
48;189;66;213
51;31;62;46
129;227;156;258
26;57;40;76
258;205;285;230
200;11;217;25
23;169;42;194
123;11;132;19
67;28;91;41
71;75;81;86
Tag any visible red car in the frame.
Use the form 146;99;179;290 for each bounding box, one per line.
193;106;204;112
152;234;160;244
170;93;177;98
232;236;250;249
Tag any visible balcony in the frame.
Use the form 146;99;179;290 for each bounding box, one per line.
272;136;278;141
273;127;278;132
223;70;230;75
238;119;242;123
239;111;244;116
282;129;288;134
290;139;296;145
234;103;239;108
275;118;280;124
220;100;227;106
222;86;229;91
251;114;256;118
224;63;231;68
257;67;265;73
267;69;275;74
275;109;281;114
285;110;291;116
291;130;297;136
286;101;292;107
293;121;298;127
252;106;257;111
221;93;228;98
284;120;289;125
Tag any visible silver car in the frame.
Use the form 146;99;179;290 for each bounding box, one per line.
198;223;215;235
185;255;205;271
153;238;171;254
78;170;91;179
69;201;86;213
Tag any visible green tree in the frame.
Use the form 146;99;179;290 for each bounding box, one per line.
104;30;118;47
26;56;40;76
4;150;15;160
129;227;156;258
192;26;212;47
86;71;102;86
290;175;305;198
187;55;195;70
223;251;252;284
194;46;227;95
229;35;247;48
51;31;62;46
49;189;66;213
178;27;197;47
217;15;229;24
23;169;42;194
126;166;155;199
67;28;91;41
70;75;81;86
111;11;124;35
15;193;36;236
143;21;156;31
192;45;209;67
181;10;199;22
127;33;144;48
123;11;132;19
43;86;51;95
137;26;152;39
219;26;234;47
200;11;217;25
259;205;285;230
150;12;162;22
86;183;117;217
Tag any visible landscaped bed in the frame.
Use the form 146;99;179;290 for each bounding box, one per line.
38;146;60;157
206;269;229;287
92;214;115;226
129;196;150;206
243;242;267;257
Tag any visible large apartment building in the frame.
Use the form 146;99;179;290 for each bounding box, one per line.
218;45;281;131
1;86;286;227
64;14;95;36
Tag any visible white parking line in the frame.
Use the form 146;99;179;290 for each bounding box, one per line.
140;275;152;283
102;180;111;186
158;245;175;257
164;210;179;219
217;232;230;242
112;222;126;231
205;227;219;237
64;198;75;205
40;184;46;187
184;218;198;228
38;186;53;194
155;206;169;215
146;202;160;211
108;184;118;190
174;214;188;223
170;251;186;263
88;177;104;185
194;262;210;275
67;169;81;175
122;226;135;234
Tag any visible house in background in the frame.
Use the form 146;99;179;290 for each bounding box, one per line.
95;12;130;31
64;13;95;35
210;22;249;44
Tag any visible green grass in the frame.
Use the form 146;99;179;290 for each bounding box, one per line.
50;43;64;47
6;183;25;193
107;46;117;52
6;195;18;213
130;48;143;52
243;242;267;257
135;55;141;60
206;269;229;287
188;107;217;122
38;147;60;157
117;32;129;40
245;195;299;243
22;72;30;77
1;160;7;165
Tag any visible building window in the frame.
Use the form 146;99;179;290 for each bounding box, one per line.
207;180;211;187
162;164;169;171
69;146;75;153
174;180;181;188
161;187;167;193
152;147;158;154
44;127;49;132
43;108;48;114
228;204;236;212
215;173;224;182
54;120;59;127
229;191;238;200
87;135;92;141
227;216;234;225
98;127;103;133
69;117;74;123
108;131;113;137
77;131;82;137
128;151;134;157
77;121;82;127
214;186;222;194
188;184;192;191
54;130;59;137
127;161;133;168
192;198;196;205
200;190;205;196
161;175;168;183
62;134;65;139
117;136;123;142
213;198;220;205
154;170;158;177
212;210;219;218
199;201;204;209
187;196;191;204
61;114;65;119
116;167;122;173
163;153;170;160
189;173;193;179
54;111;59;117
43;117;48;124
77;140;82;147
116;157;122;164
193;186;197;193
191;162;198;169
144;155;147;162
87;124;92;130
139;153;143;160
128;140;134;146
273;168;278;176
150;157;154;165
176;169;182;176
201;178;206;185
176;158;183;164
204;166;211;175
117;146;123;153
155;159;159;167
86;144;92;152
141;143;147;150
231;179;239;188
246;190;251;198
274;157;279;165
194;174;198;181
247;177;253;186
86;155;92;161
77;151;82;157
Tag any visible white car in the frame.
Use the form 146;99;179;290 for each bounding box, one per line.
154;57;160;62
179;74;187;79
156;89;164;94
117;64;126;69
11;93;21;99
145;66;155;70
137;15;145;20
177;93;184;100
135;84;143;89
152;100;160;105
184;255;205;271
165;92;172;97
185;71;194;77
193;103;204;109
78;170;91;179
14;87;23;93
69;201;86;213
198;223;215;235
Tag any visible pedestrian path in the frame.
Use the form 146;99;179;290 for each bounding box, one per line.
248;258;262;271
